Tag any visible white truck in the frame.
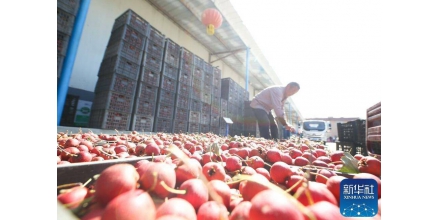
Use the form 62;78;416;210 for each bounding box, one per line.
300;120;331;144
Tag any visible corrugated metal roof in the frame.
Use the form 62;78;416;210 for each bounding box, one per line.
146;0;275;91
145;0;303;120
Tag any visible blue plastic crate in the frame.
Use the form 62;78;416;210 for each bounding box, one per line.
133;83;158;115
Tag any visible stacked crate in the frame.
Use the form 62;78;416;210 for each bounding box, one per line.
188;55;204;133
219;98;228;136
199;61;213;133
130;24;165;132
173;48;194;133
152;38;179;133
210;68;222;135
90;9;149;131
57;0;80;77
220;78;249;135
242;101;257;137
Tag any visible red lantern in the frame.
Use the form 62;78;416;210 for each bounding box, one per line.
201;8;223;35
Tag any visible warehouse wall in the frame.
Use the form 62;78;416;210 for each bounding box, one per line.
69;0;256;97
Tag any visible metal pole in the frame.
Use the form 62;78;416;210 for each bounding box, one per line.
57;0;91;125
245;47;250;91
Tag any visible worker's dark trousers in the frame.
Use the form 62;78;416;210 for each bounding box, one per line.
252;108;279;141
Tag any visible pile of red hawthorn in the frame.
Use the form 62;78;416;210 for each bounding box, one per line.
57;131;382;220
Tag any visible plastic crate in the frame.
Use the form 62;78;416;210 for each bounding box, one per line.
220;108;227;117
211;126;220;135
162;63;179;80
57;0;79;15
133;98;156;116
337;120;358;142
57;55;65;78
133;84;157;116
211;104;220;116
200;113;210;125
145;39;165;58
179;66;193;85
193;55;204;68
212;86;221;97
155;102;175;119
148;26;165;45
89;109;131;131
164;39;180;67
203;72;214;86
221;98;228;110
211;96;221;107
112;9;150;36
144;52;163;73
213;68;221;81
154;117;173;133
200;124;211;133
177;82;191;97
211;115;220;127
131;114;154;132
104;40;143;64
109;25;146;50
190;99;202;112
193;66;204;82
57;8;75;35
174;106;189;121
189;111;201;123
57;31;70;56
159;75;178;93
94;73;137;96
191;86;202;100
176;94;190;109
135;83;159;108
202;83;211;94
203;61;213;74
180;47;194;63
202;92;212;104
92;91;134;113
188;122;200;133
173;120;188;133
201;103;211;115
158;89;176;105
139;67;160;86
98;55;140;80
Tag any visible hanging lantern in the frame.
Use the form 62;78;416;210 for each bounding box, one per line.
201;8;223;35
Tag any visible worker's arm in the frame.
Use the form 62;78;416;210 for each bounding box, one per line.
276;117;296;133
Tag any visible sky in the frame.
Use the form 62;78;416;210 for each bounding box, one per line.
229;0;381;119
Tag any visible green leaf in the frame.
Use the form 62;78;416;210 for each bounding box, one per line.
339;152;360;174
